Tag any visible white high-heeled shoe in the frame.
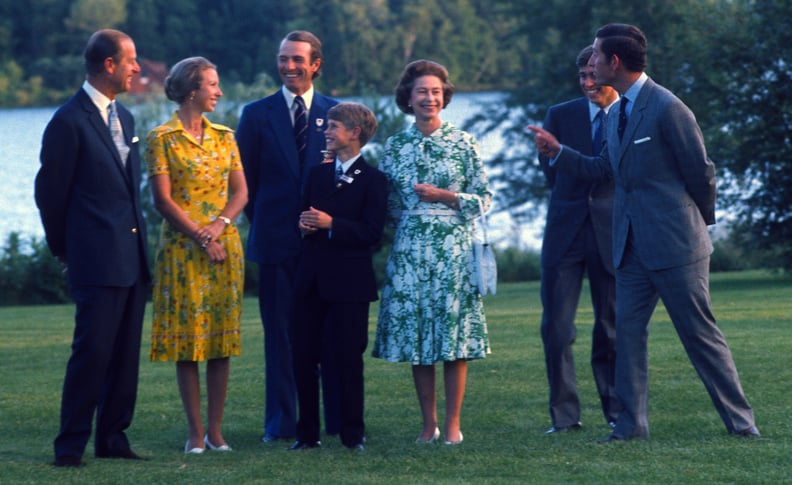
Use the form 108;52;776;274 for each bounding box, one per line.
204;435;232;451
415;427;440;444
444;431;464;445
184;440;205;454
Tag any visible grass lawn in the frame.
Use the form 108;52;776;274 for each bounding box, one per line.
0;270;790;484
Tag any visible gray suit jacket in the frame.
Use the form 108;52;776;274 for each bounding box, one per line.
555;77;716;271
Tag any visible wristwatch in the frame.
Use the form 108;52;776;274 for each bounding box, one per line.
218;216;231;226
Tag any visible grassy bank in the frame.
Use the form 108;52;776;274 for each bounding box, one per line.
1;271;790;484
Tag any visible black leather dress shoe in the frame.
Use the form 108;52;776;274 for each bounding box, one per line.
544;422;582;435
286;440;321;450
96;449;147;460
54;455;85;467
596;433;623;443
737;425;760;437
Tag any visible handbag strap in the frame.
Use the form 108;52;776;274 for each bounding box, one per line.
477;198;490;245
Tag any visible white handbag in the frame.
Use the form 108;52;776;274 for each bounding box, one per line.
472;198;497;295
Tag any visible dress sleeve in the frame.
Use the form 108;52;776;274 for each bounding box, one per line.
457;132;493;221
145;129;171;176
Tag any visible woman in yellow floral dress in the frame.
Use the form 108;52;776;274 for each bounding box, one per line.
146;57;247;454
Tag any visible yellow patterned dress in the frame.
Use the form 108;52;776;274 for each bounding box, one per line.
146;112;244;362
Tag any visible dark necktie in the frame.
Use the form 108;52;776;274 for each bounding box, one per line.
293;96;308;166
335;164;343;184
617;97;629;141
108;102;129;164
592;109;604;154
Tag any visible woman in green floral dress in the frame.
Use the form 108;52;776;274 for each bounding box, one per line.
372;60;493;445
146;57;247;454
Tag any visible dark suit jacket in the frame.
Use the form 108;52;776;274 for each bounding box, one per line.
540;97;614;274
35;88;149;286
296;157;388;302
556;77;716;271
236;90;338;264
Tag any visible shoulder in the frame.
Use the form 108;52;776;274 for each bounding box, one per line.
549;97;587;115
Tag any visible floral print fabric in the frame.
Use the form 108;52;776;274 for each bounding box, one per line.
372;122;493;365
146;112;244;362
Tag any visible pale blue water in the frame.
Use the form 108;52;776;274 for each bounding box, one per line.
0;93;543;252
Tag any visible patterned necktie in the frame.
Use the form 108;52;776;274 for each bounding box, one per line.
617;97;629;141
592;109;604;154
108;102;129;165
293;96;308;166
335;164;343;183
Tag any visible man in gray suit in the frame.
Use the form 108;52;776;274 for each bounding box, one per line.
539;46;620;434
530;23;758;441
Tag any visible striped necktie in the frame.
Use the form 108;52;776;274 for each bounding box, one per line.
294;96;307;167
108;101;129;165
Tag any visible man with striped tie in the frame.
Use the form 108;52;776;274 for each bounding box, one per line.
236;31;340;445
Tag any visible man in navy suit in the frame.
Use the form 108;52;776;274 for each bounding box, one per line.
35;29;150;467
530;23;758;441
236;30;340;442
539;45;620;435
289;102;387;451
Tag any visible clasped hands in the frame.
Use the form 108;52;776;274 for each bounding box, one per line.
194;219;227;262
299;206;332;235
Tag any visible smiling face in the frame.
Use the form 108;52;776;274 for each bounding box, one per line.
192;68;223;113
409;75;444;122
324;118;358;158
579;64;618;108
277;39;320;95
108;37;140;95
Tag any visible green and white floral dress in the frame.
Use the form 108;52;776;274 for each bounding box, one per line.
372;122;493;365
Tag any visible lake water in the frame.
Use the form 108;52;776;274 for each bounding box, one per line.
0;92;543;251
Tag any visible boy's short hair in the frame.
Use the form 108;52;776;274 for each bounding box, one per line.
327;102;378;147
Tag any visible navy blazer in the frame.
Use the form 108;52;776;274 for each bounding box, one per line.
35;88;149;287
555;77;716;271
295;157;387;302
236;90;338;264
540;97;614;274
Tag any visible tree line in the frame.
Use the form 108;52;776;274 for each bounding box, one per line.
1;0;790;305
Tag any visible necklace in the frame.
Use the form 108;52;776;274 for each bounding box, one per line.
177;109;203;142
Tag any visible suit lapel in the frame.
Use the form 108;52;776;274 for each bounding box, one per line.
614;81;651;168
79;91;130;181
332;157;368;195
270;96;301;180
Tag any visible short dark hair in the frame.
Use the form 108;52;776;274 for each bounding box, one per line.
394;60;455;114
84;29;131;75
327;102;378;147
576;45;594;68
164;56;217;104
595;23;647;73
282;30;323;79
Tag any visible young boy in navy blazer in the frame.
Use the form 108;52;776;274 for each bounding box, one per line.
289;102;387;451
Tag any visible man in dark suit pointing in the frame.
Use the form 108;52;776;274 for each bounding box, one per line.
530;23;758;441
35;29;150;467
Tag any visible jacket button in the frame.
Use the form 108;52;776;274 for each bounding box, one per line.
131;227;138;233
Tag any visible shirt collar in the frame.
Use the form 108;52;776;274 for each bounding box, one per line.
622;72;649;110
282;85;315;112
82;80;113;121
588;96;620;122
336;154;361;174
